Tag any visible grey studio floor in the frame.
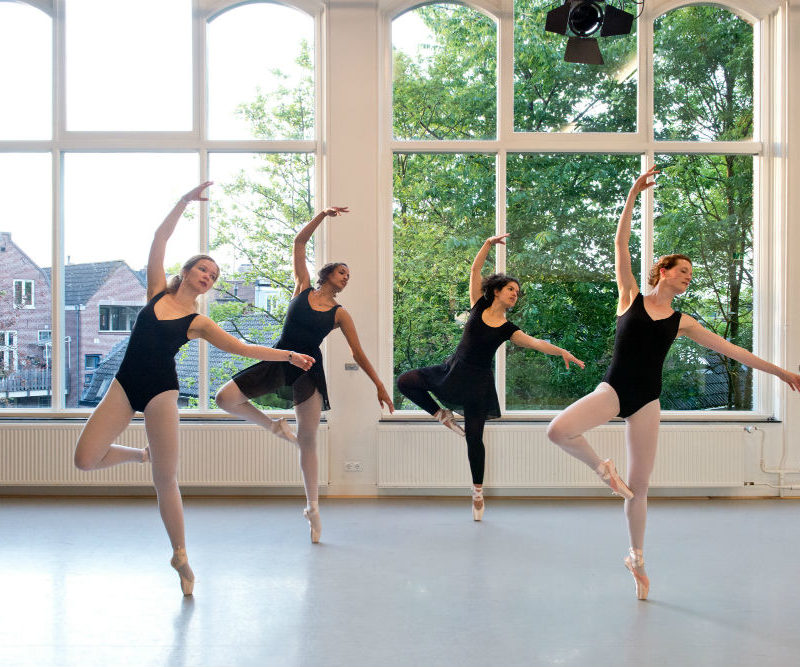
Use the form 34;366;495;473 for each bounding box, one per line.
1;496;799;667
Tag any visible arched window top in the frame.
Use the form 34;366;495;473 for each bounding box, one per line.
203;0;321;21
388;0;501;24
5;0;54;17
206;0;315;139
647;0;778;23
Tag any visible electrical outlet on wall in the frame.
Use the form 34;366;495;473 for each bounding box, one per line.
344;461;363;472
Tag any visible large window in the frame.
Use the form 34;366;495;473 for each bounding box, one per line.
390;2;759;415
1;1;319;412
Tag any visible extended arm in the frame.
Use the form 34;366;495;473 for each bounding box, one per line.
146;182;212;300
510;330;585;370
614;168;657;313
680;315;800;391
292;206;350;296
336;309;395;412
470;234;509;307
189;315;315;370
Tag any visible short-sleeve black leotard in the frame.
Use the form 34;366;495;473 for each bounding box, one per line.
602;292;681;418
115;290;198;412
232;287;341;410
413;298;519;419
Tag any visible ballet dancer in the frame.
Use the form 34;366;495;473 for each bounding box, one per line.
215;206;394;543
74;182;315;595
547;167;800;600
397;234;584;520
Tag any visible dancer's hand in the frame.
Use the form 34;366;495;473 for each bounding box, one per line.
561;350;585;370
323;206;349;217
630;167;659;196
779;369;800;392
289;352;316;371
180;181;213;204
485;233;510;246
377;385;395;413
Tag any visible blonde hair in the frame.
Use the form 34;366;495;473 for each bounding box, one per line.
648;254;692;287
166;254;219;293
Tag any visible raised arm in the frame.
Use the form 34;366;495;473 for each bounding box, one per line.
510;330;585;370
335;308;395;413
680;315;800;392
146;182;212;300
292;206;350;296
470;234;509;307
189;315;316;370
614;168;657;314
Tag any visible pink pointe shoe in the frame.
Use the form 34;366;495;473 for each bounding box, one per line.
624;548;649;600
595;459;634;500
170;547;195;596
270;418;297;444
471;485;485;521
303;506;321;543
436;409;465;437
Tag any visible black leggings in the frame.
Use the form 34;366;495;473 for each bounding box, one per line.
397;370;487;485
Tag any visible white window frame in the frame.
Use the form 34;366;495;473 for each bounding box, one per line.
381;0;783;421
0;330;19;371
0;0;323;414
13;279;35;309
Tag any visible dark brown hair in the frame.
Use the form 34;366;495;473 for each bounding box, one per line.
648;254;692;287
481;273;521;303
317;262;349;287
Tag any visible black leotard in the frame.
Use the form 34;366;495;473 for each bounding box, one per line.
602;292;681;418
115;291;198;412
406;298;519;419
232;287;341;410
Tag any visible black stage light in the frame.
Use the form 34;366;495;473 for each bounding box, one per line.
545;1;637;65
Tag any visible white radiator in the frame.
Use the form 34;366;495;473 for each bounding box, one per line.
377;424;746;488
0;422;328;487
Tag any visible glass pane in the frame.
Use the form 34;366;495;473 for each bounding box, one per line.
64;153;198;409
505;153;640;409
207;152;315;409
208;4;315;140
514;0;637;133
393;5;496;140
0;154;52;409
0;3;51;140
655;154;754;410
66;0;192;131
393;153;495;409
654;6;753;141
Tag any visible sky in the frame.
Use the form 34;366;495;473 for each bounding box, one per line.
0;0;333;271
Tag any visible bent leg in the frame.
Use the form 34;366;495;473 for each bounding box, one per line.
623;399;661;551
74;379;139;470
396;370;440;415
216;380;285;430
546;383;621;470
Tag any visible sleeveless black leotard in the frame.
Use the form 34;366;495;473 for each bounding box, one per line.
232;287;341;410
414;298;519;419
115;291;198;412
602;292;681;418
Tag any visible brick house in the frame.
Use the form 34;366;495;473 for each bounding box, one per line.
0;232;54;407
0;231;147;407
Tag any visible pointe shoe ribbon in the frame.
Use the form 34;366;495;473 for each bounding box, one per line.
595;459;634;500
624;548;649;600
170;547;195;596
472;485;485;521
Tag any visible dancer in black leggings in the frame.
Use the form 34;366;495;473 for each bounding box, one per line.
397;234;584;520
